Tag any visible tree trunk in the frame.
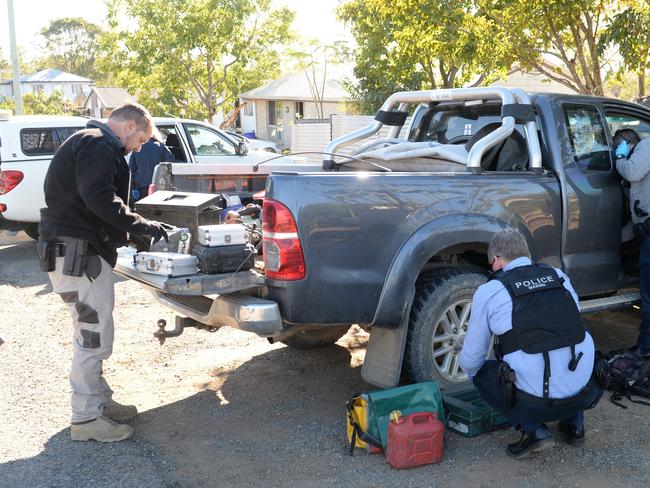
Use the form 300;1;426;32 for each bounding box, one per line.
639;71;646;99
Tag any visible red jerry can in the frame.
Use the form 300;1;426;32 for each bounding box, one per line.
385;410;444;469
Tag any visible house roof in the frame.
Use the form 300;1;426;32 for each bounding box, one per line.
240;64;353;102
85;86;136;109
20;69;92;83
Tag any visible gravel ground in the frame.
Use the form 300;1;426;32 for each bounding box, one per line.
1;229;649;488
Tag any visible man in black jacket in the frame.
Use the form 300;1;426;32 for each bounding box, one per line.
38;103;168;442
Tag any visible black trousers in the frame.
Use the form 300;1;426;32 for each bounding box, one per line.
473;360;603;433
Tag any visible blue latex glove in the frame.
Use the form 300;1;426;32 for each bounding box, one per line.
615;140;630;159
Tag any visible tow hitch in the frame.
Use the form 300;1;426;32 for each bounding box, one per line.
154;317;221;345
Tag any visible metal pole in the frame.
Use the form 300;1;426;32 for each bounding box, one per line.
7;0;22;115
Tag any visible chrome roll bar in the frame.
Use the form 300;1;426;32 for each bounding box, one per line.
323;87;542;173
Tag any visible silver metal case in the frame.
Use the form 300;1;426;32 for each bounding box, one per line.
134;252;198;277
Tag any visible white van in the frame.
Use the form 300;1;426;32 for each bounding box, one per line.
0;114;307;239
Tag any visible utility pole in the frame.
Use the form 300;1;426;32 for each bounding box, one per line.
7;0;22;114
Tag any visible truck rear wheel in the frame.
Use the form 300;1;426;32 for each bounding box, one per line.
281;325;351;349
403;268;487;387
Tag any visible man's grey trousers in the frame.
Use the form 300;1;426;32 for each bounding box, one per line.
48;256;114;423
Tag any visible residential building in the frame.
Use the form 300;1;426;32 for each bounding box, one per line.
0;68;93;103
83;86;137;118
239;64;354;148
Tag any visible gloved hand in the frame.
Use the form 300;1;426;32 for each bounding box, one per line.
146;220;170;245
615;140;630;159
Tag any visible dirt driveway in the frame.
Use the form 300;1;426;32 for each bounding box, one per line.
1;230;649;487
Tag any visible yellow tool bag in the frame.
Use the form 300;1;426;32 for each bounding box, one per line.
346;393;372;451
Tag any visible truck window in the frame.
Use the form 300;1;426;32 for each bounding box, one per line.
409;104;525;145
563;105;611;171
20;127;82;156
183;124;236;157
605;113;650;141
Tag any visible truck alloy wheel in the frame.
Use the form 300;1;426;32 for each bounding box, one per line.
430;298;471;382
403;268;487;387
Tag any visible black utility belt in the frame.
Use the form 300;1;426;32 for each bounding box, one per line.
38;236;97;276
515;377;597;407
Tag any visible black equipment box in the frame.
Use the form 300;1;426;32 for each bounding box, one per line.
192;243;256;274
136;191;223;239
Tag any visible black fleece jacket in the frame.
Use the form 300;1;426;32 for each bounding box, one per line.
39;120;152;266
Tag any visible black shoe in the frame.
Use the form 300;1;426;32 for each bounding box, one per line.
506;427;555;459
558;422;585;446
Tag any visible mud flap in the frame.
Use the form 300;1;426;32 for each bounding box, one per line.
361;315;410;388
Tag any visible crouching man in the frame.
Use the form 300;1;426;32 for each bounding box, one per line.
459;229;602;459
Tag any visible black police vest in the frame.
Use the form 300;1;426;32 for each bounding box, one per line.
490;264;586;398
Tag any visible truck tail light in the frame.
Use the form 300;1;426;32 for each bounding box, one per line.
0;204;6;212
262;199;305;280
0;170;24;195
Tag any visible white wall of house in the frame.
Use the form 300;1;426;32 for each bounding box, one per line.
302;101;342;119
0;81;91;102
0;84;12;99
240;101;256;134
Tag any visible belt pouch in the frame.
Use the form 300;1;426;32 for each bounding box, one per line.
61;237;89;277
37;239;56;272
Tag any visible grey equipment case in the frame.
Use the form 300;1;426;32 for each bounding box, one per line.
197;224;248;247
134;252;198;277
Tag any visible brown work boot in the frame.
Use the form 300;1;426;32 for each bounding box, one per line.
102;398;138;422
71;416;133;442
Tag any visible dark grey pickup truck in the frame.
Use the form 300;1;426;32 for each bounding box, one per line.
116;87;648;389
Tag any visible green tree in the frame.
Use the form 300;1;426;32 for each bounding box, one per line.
22;91;67;115
36;17;104;79
0;97;14;112
478;0;624;96
338;0;509;113
289;40;352;120
600;2;650;98
0;48;9;73
100;0;294;122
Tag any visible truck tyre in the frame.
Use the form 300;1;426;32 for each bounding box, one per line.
281;325;351;349
24;224;39;240
403;268;487;387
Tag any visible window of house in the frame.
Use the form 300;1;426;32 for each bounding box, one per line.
268;101;277;125
32;84;45;94
20;127;83;155
243;101;253;116
563;104;611;171
295;102;304;119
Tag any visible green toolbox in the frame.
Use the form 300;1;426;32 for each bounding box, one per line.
442;385;510;437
